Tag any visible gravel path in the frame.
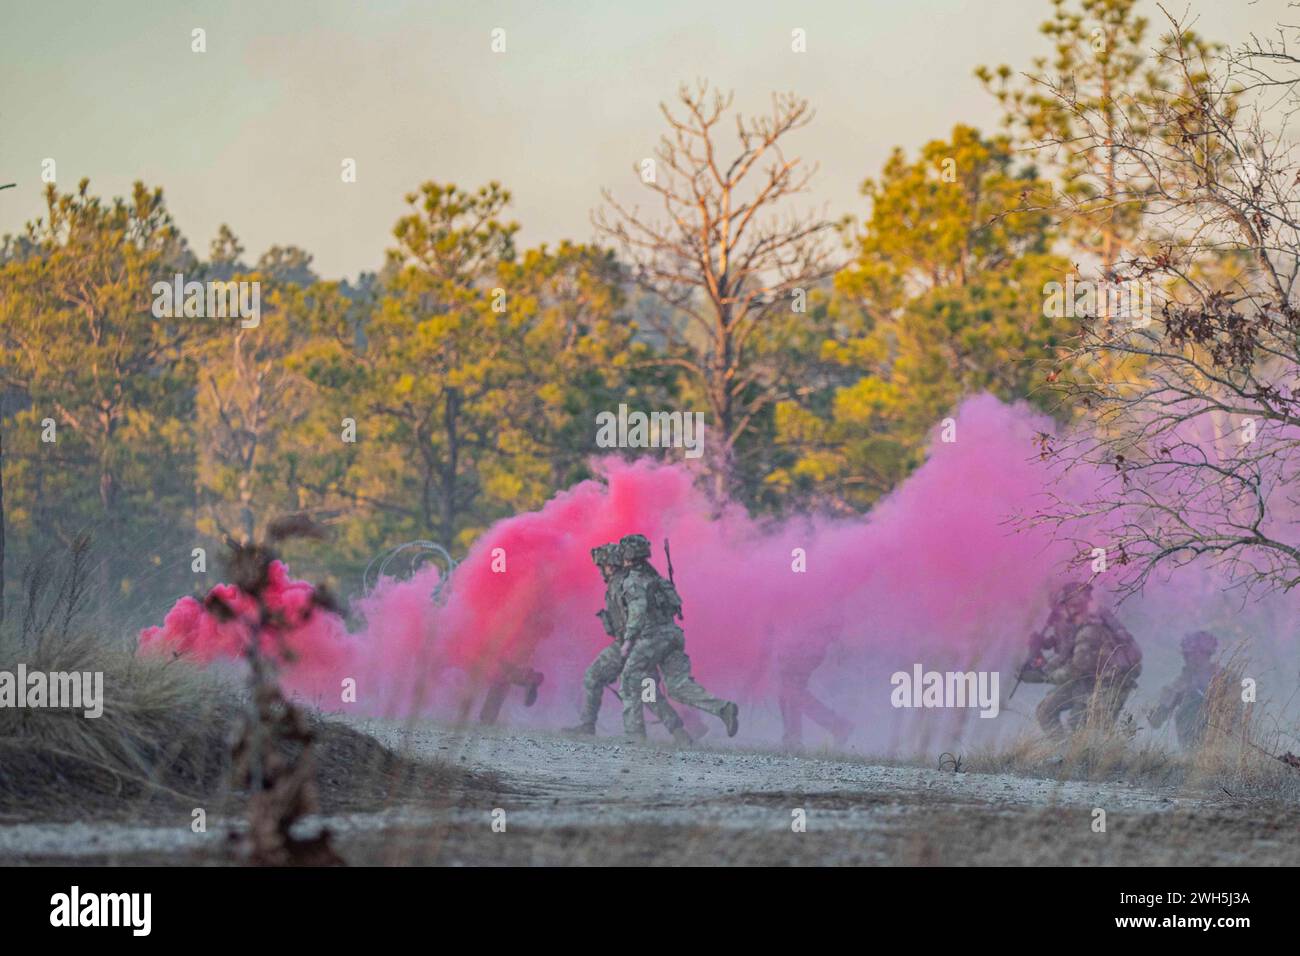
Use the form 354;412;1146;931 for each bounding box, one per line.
1;715;1222;863
352;716;1204;820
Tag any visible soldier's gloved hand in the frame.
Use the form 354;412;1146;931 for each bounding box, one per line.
1019;666;1047;684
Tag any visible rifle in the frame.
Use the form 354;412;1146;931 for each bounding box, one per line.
1008;659;1031;701
663;537;683;620
1008;631;1048;701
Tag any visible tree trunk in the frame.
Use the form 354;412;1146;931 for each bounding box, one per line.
97;418;116;598
439;388;461;545
709;320;736;505
238;471;256;544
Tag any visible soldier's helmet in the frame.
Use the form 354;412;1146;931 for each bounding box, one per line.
590;543;621;567
1052;580;1092;608
618;534;652;562
1181;630;1218;657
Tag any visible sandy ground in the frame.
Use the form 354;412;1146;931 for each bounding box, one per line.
2;715;1297;865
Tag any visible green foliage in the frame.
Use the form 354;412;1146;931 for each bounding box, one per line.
288;184;663;558
0;30;1231;607
0;180;205;610
769;127;1072;512
975;0;1219;270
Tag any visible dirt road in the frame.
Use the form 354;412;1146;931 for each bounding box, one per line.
2;716;1295;865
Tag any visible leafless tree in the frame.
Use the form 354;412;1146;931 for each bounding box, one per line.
201;322;309;545
595;80;839;501
0;183;11;622
1033;8;1300;597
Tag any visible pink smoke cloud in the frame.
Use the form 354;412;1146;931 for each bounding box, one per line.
138;559;354;700
138;394;1300;750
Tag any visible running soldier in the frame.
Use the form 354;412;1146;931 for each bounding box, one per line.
616;534;739;740
477;662;544;725
565;542;693;744
776;622;853;749
1018;581;1142;739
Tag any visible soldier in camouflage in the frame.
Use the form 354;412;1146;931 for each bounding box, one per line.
1019;581;1142;739
565;542;693;744
477;662;544;724
615;534;739;740
1150;630;1225;748
777;622;853;749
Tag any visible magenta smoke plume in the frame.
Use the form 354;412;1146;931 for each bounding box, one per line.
142;395;1297;748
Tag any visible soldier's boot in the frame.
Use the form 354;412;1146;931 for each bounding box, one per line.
720;702;740;738
562;721;596;735
522;670;544;708
620;731;647;746
670;726;694;746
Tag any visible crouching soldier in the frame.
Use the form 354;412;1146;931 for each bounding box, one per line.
616;534;739;741
1019;581;1142;739
1150;630;1230;748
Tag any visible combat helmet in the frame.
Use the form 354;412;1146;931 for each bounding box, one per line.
590;542;621;567
1181;630;1218;657
1052;580;1092;607
618;533;652;562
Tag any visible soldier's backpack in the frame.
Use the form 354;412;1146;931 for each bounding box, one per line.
649;573;683;623
1098;609;1142;672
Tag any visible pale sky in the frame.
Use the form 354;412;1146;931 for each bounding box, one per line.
1;0;1284;278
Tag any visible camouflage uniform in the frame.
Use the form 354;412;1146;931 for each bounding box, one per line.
616;535;738;738
478;662;544;724
1022;583;1142;738
571;544;688;738
1150;631;1224;748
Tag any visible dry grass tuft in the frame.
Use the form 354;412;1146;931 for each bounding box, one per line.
0;630;240;815
1184;649;1300;800
1;542;495;827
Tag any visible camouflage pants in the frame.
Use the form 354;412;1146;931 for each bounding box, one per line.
620;626;731;735
578;644;683;731
778;683;851;747
1036;669;1139;739
479;664;542;724
777;652;851;747
1173;695;1208;749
